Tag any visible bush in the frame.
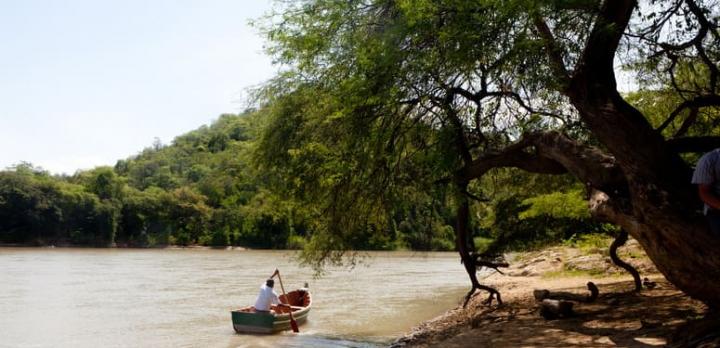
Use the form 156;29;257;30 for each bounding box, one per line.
208;228;231;246
286;234;307;249
564;233;612;253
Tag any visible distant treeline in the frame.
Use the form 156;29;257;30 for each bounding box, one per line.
0;112;606;250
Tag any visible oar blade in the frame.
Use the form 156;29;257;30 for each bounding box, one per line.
276;270;300;333
290;317;299;333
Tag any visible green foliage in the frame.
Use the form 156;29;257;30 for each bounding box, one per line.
465;169;606;254
519;189;590;220
563;233;613;253
250;0;620;269
250;0;592;261
0;101;614;254
473;237;494;253
74;167;125;201
0;111;339;249
208;228;231;247
541;268;610;279
286;234;307;250
0;165;119;246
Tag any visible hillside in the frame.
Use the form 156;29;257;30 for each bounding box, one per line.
0;111;610;253
1;111;457;249
0;112;298;248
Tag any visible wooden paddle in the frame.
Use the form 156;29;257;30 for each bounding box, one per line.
272;269;299;333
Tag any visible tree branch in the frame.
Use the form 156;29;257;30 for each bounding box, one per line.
673;107;699;138
533;15;571;90
657;95;720;133
429;94;473;165
668;136;720;153
571;0;636;93
459;131;625;194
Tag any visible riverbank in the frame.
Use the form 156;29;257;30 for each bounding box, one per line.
393;241;712;347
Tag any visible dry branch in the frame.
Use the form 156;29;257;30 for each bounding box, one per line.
533;282;599;303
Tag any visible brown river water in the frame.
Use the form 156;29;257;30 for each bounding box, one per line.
0;248;471;347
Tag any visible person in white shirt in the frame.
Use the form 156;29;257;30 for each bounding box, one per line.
692;148;720;237
254;278;283;313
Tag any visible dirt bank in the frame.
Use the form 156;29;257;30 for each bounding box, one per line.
393;242;712;347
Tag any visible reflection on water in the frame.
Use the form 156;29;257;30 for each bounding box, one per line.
0;248;470;347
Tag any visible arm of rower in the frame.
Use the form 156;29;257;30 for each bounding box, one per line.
698;184;720;210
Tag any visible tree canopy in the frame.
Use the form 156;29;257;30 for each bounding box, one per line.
255;0;720;306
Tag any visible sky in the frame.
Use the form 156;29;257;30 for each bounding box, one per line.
0;0;276;174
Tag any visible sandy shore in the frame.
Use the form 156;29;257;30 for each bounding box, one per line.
392;245;709;347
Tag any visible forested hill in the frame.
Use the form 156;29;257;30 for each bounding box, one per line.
0;111;602;250
0;112;294;248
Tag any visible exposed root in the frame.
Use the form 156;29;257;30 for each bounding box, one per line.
609;229;642;291
463;282;502;308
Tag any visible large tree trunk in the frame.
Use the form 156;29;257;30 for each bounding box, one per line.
590;186;720;308
451;0;720;308
459;126;720;307
564;0;720;308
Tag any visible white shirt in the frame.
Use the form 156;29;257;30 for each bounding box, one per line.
254;284;280;311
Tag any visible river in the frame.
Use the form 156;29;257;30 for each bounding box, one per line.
0;248;471;347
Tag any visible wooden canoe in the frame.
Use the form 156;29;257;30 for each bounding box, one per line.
231;288;312;334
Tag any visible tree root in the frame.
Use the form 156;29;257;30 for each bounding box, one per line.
609;229;642;291
459;253;508;307
456;185;505;309
463;281;502;308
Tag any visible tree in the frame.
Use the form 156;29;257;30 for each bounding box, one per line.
0;169;62;244
257;0;720;307
75;167;125;201
164;187;211;245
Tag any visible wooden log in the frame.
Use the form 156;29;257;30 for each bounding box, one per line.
533;282;599;303
533;289;550;301
539;299;574;319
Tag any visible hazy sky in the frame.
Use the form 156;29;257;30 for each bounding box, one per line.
0;0;275;174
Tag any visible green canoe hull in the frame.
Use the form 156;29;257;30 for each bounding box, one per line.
231;307;310;334
231;289;312;334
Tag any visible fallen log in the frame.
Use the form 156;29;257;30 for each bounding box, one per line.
533;282;599;303
539;299;574;319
